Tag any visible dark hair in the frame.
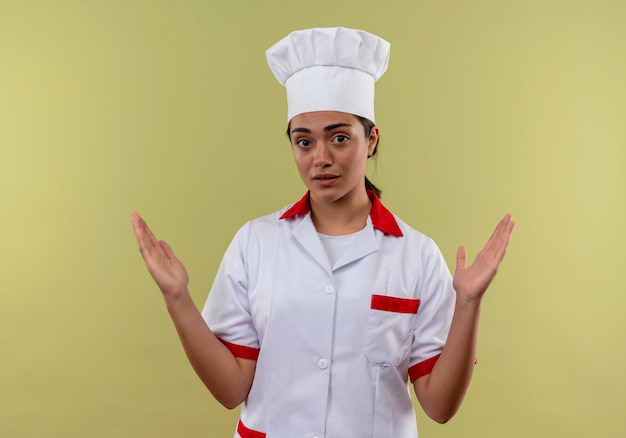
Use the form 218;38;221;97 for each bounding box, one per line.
286;115;382;198
356;115;382;198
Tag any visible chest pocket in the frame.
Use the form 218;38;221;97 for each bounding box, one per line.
363;294;420;366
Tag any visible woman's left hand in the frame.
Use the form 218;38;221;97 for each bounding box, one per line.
453;214;515;303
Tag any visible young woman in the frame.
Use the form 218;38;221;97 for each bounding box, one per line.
131;27;514;438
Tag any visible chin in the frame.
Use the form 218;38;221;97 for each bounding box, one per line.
312;189;350;205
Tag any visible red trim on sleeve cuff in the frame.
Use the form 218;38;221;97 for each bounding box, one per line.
237;419;266;438
409;354;441;382
220;339;260;361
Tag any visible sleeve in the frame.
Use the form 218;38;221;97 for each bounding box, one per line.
201;222;260;361
408;238;455;381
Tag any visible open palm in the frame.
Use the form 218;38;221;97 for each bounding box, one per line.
131;211;189;297
453;214;515;302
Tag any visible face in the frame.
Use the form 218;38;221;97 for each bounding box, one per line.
288;111;379;206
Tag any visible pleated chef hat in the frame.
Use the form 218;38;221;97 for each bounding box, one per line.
266;27;390;123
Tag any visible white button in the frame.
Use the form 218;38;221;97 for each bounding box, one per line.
324;285;335;294
317;358;328;369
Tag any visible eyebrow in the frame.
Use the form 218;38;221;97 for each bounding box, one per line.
290;123;353;135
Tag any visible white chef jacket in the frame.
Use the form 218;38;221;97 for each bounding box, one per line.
202;191;455;438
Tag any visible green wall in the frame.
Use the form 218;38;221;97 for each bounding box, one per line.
1;1;625;436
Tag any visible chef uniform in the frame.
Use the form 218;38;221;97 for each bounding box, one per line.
201;28;456;438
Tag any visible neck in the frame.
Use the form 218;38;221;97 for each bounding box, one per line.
310;189;372;236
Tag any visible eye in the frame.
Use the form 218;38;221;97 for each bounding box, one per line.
295;138;312;148
333;134;349;144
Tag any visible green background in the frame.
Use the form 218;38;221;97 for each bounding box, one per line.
1;0;625;436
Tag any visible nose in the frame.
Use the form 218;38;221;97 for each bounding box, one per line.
313;143;332;167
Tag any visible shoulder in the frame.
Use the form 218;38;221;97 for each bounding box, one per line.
386;214;446;260
221;204;295;265
232;202;302;242
247;202;299;230
391;214;433;244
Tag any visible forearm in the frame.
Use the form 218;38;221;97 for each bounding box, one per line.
164;291;255;409
414;296;481;423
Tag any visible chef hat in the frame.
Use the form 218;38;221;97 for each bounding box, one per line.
266;27;390;123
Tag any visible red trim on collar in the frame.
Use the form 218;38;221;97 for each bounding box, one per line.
367;191;403;237
279;191;403;237
279;192;311;218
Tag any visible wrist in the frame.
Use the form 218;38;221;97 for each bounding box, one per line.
454;294;483;311
163;288;194;312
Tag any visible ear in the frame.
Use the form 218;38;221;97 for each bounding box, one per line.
367;126;380;157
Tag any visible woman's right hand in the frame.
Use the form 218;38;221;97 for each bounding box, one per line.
131;211;189;299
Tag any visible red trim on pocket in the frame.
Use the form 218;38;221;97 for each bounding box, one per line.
371;294;420;314
220;339;260;360
237;419;266;438
409;354;441;381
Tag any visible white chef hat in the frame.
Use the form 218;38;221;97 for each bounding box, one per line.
266;27;390;123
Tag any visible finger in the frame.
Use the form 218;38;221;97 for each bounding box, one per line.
131;212;163;261
492;214;515;254
131;211;150;238
143;220;160;247
131;211;149;248
130;211;142;234
132;212;160;248
486;214;514;249
456;246;467;271
490;214;511;241
499;214;515;235
159;240;178;263
482;214;515;266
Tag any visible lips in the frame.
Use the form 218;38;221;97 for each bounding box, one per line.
313;174;339;186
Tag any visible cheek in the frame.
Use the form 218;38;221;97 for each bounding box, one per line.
352;148;371;169
292;152;309;175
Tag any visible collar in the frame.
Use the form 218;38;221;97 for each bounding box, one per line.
279;190;403;237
